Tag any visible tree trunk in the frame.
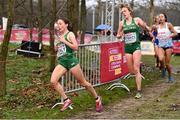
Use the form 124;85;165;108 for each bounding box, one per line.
0;0;15;97
149;0;154;27
96;0;101;25
49;0;56;72
0;0;6;17
130;0;134;10
38;0;43;43
67;0;79;36
29;0;34;41
80;0;86;44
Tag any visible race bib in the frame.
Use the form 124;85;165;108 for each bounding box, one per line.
158;33;168;41
57;43;66;57
124;32;137;44
157;32;168;46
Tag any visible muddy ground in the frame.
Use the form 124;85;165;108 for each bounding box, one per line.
70;74;180;119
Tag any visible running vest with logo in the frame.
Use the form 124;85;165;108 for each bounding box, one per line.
123;18;140;44
57;32;74;58
157;23;173;48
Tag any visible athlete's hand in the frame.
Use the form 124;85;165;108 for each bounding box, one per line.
54;43;60;52
59;36;66;43
152;37;155;43
116;33;122;39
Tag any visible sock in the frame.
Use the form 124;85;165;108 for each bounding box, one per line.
95;96;99;100
137;90;142;93
64;98;69;101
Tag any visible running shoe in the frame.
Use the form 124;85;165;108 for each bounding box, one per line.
96;96;103;112
168;76;174;83
162;68;166;78
60;99;72;112
135;92;142;99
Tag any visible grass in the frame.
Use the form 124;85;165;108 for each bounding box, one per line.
0;43;179;119
124;75;180;119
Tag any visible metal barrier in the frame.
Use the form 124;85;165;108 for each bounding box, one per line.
52;42;130;109
91;35;118;43
51;43;101;109
64;43;101;93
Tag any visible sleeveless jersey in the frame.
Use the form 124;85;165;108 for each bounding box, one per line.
123;18;140;44
157;23;173;48
153;30;159;45
57;32;74;58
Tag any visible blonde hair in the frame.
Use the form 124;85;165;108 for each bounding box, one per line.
120;4;133;17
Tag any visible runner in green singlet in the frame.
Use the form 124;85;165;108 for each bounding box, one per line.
51;18;102;112
123;17;141;54
117;4;153;99
56;31;79;70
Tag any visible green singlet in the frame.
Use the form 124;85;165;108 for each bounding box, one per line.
123;18;141;54
57;32;79;70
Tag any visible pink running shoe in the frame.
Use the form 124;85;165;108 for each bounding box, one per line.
96;96;103;112
60;99;72;112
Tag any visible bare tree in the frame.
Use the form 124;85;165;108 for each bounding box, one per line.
38;0;43;43
96;0;102;25
0;0;7;17
149;0;154;27
29;0;34;41
67;0;79;36
130;0;134;10
49;0;56;72
79;0;86;44
0;0;15;97
164;0;180;11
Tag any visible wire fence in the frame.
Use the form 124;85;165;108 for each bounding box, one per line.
63;43;101;93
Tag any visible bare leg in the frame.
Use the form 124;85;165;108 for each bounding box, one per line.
50;65;67;99
71;64;103;112
154;45;160;67
70;64;98;99
125;53;134;74
165;48;173;77
133;50;142;91
158;48;165;70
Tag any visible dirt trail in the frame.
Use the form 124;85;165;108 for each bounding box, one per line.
71;75;180;119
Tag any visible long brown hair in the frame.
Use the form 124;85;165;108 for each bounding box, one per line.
120;4;133;17
56;18;73;31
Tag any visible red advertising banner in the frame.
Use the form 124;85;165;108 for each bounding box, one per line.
0;29;50;42
100;42;128;83
0;29;93;44
173;41;180;54
11;29;30;41
0;30;4;40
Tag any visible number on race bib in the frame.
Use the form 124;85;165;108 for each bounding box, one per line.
124;32;137;44
57;43;66;57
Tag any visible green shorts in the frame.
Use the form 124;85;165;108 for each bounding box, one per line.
125;42;141;54
58;55;79;70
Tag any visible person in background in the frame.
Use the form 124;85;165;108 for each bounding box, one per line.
156;13;177;82
76;30;82;44
51;18;103;112
151;15;160;69
117;4;153;99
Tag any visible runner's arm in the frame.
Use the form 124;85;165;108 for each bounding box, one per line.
116;21;124;39
135;17;154;40
59;32;78;50
168;23;177;38
151;25;157;32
